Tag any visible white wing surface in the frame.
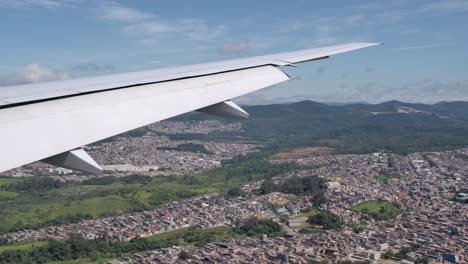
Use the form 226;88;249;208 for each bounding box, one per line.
0;43;381;174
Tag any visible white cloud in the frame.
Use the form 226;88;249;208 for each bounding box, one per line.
219;41;250;54
97;4;225;43
99;4;154;23
236;92;293;106
380;11;403;24
0;0;76;9
178;19;225;41
0;64;70;86
72;63;114;73
123;21;173;35
237;78;468;105
325;79;468;104
345;14;365;25
273;14;372;48
421;0;468;13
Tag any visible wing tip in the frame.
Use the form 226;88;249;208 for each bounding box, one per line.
367;42;384;47
350;42;383;51
357;42;384;47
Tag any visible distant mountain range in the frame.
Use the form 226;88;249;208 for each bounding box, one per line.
320;101;369;106
170;100;468;154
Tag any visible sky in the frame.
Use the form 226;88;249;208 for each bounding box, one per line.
0;0;467;104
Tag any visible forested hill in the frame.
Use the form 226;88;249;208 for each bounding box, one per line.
239;100;468;153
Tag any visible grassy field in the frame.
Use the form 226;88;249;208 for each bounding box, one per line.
0;150;301;234
0;164;263;233
272;147;334;160
0;226;251;264
0;191;19;200
0;178;20;187
147;225;244;248
0;241;48;253
351;200;401;220
288;208;321;230
48;257;117;264
0;179;211;233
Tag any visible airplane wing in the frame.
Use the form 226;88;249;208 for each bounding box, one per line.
0;43;381;174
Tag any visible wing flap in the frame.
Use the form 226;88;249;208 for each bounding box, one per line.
0;66;289;173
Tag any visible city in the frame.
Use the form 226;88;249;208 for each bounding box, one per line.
0;120;466;264
1;1;468;264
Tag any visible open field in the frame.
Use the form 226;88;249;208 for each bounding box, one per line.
0;191;18;200
0;223;283;264
272;147;335;160
0;226;242;264
0;241;48;253
0;176;228;233
0;178;20;187
288;208;320;230
147;226;244;248
351;200;401;220
49;259;113;264
0;152;299;234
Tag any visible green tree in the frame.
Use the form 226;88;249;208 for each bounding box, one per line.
260;180;275;194
235;217;282;236
307;211;343;230
226;187;245;197
179;250;191;260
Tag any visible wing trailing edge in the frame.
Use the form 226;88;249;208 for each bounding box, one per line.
0;43;382;174
42;148;102;175
0;66;288;173
197;100;249;119
0;43;381;108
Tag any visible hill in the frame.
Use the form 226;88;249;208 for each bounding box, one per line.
169;100;468;154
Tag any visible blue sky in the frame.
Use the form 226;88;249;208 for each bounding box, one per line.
0;0;467;104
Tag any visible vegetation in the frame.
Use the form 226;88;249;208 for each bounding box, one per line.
0;191;18;201
0;150;308;234
297;227;321;234
242;101;468;154
0;220;284;264
0;238;8;247
374;174;390;184
382;244;421;261
4;177;67;192
226;187;245;197
82;175;152;185
307;211;343;230
234;217;283;237
0;234;173;264
158;143;211;154
0;241;48;253
260;175;328;207
351;200;401;220
352;225;364;234
147;226;238;247
0;100;465;261
170;101;468;154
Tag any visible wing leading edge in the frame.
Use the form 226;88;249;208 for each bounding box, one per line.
0;43;382;174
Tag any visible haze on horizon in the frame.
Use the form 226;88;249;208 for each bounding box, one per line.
0;0;467;104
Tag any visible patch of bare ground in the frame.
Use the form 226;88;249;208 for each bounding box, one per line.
272;147;335;160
